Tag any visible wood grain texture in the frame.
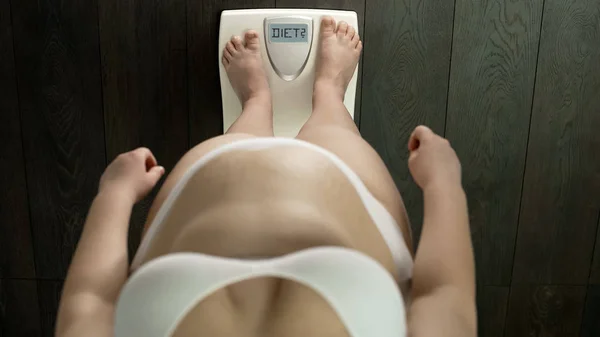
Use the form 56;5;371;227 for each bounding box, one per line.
0;0;36;279
277;0;365;126
99;0;189;256
512;0;600;284
589;216;600;283
360;0;455;242
11;0;106;279
188;0;276;145
505;285;586;337
582;285;600;337
478;286;509;337
446;0;543;285
0;279;41;337
37;281;63;337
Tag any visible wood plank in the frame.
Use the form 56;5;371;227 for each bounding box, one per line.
445;0;543;285
360;0;455;242
589;216;600;284
187;0;276;146
37;281;63;337
0;279;42;337
11;0;106;279
582;285;600;337
511;0;600;284
505;285;586;337
277;0;365;126
0;0;36;279
477;286;509;337
98;0;189;256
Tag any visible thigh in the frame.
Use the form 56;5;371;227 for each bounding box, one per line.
296;125;413;252
145;133;258;228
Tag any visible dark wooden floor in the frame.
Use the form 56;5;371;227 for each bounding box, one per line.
1;0;599;336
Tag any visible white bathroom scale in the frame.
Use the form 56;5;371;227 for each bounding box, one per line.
218;9;359;137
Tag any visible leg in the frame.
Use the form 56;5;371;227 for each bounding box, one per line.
297;18;413;250
222;31;273;136
145;31;274;226
299;17;362;136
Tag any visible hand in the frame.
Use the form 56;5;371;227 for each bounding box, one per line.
408;126;461;190
99;148;165;202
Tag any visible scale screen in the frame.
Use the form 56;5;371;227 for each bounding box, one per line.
268;23;309;43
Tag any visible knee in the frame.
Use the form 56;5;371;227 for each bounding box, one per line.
296;125;375;160
299;114;361;137
297;124;362;144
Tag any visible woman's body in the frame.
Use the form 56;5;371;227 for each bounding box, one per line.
56;17;476;337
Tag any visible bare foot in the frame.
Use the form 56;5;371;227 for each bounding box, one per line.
314;17;362;99
222;31;271;106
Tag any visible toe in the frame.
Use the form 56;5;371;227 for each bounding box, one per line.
222;55;229;66
244;30;260;51
347;26;356;39
226;41;237;55
356;40;363;52
231;35;244;50
351;33;360;47
337;21;348;37
320;16;336;36
224;48;233;61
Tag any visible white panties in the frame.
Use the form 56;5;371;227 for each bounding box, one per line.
116;137;413;337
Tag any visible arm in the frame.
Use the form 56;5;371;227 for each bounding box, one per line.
56;189;134;337
56;148;165;337
409;183;476;337
405;126;477;337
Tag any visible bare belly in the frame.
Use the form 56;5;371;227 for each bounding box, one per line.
137;146;409;337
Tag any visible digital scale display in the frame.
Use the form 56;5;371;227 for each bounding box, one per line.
269;23;309;43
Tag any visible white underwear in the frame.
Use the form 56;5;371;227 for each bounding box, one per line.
116;137;413;337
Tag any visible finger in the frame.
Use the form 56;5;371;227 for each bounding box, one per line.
408;135;420;152
133;147;157;170
408;125;434;151
413;125;435;140
408;150;418;163
133;147;151;157
146;166;165;186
